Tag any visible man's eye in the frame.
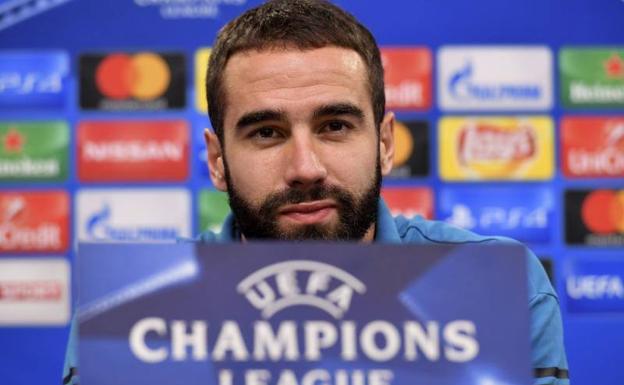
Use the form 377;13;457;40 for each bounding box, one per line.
323;121;350;133
253;127;278;138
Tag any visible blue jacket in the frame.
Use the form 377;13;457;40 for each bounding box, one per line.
63;199;569;385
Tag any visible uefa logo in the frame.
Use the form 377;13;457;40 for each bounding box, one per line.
237;260;367;319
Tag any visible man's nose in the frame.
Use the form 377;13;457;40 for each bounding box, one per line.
284;132;328;188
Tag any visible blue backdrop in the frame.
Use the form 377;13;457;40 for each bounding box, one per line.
0;0;623;384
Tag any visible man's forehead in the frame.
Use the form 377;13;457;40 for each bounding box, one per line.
223;46;366;83
220;47;371;117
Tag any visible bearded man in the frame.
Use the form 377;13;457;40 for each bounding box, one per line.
63;1;569;384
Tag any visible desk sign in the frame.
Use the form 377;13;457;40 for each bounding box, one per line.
78;243;531;385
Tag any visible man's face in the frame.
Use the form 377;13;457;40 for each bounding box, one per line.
206;47;394;241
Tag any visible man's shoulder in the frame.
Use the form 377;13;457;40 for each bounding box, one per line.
392;214;501;245
393;214;557;300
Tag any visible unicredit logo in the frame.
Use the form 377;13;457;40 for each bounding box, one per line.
567;121;624;176
96;53;170;100
237;261;366;319
0;195;63;251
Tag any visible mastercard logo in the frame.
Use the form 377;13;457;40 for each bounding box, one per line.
95;53;171;101
581;189;624;234
393;121;414;167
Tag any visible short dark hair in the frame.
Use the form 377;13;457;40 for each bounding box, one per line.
206;0;385;143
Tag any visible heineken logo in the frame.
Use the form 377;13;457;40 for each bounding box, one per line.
561;48;624;108
605;53;624;78
0;122;68;181
2;128;23;153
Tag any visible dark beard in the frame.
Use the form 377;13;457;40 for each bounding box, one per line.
224;163;381;241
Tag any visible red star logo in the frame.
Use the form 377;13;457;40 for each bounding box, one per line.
3;128;24;153
604;53;624;78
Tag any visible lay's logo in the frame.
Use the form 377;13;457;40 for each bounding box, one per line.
439;116;554;181
458;123;536;165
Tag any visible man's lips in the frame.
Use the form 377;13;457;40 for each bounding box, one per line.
279;200;337;224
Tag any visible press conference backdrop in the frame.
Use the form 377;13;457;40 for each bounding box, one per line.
0;0;622;384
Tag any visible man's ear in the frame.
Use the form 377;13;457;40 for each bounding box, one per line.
204;129;227;191
379;111;395;176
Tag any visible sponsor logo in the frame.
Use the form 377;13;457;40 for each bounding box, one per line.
381;47;431;110
127;258;480;384
76;189;191;242
77;120;188;182
567;275;624;300
237;260;366;319
560;48;624;108
440;187;553;243
564;259;624;313
195;48;211;113
0;280;62;301
561;116;624;178
438;46;552;110
0;51;69;109
388;120;429;178
198;190;230;233
381;187;433;219
0;191;69;252
0;121;68;181
565;189;624;246
133;0;247;19
439;116;554;180
79;52;185;110
0;258;70;325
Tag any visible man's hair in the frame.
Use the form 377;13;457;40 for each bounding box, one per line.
206;0;385;143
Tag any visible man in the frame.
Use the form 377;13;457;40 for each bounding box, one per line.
64;0;569;384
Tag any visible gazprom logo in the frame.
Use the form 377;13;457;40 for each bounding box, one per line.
438;46;552;110
86;203;179;241
237;261;366;319
449;61;541;101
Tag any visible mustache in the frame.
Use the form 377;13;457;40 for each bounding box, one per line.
258;185;351;216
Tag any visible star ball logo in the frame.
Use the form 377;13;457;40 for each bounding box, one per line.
565;189;624;246
80;52;185;110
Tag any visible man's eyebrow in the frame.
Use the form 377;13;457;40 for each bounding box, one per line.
235;109;286;130
313;103;365;121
